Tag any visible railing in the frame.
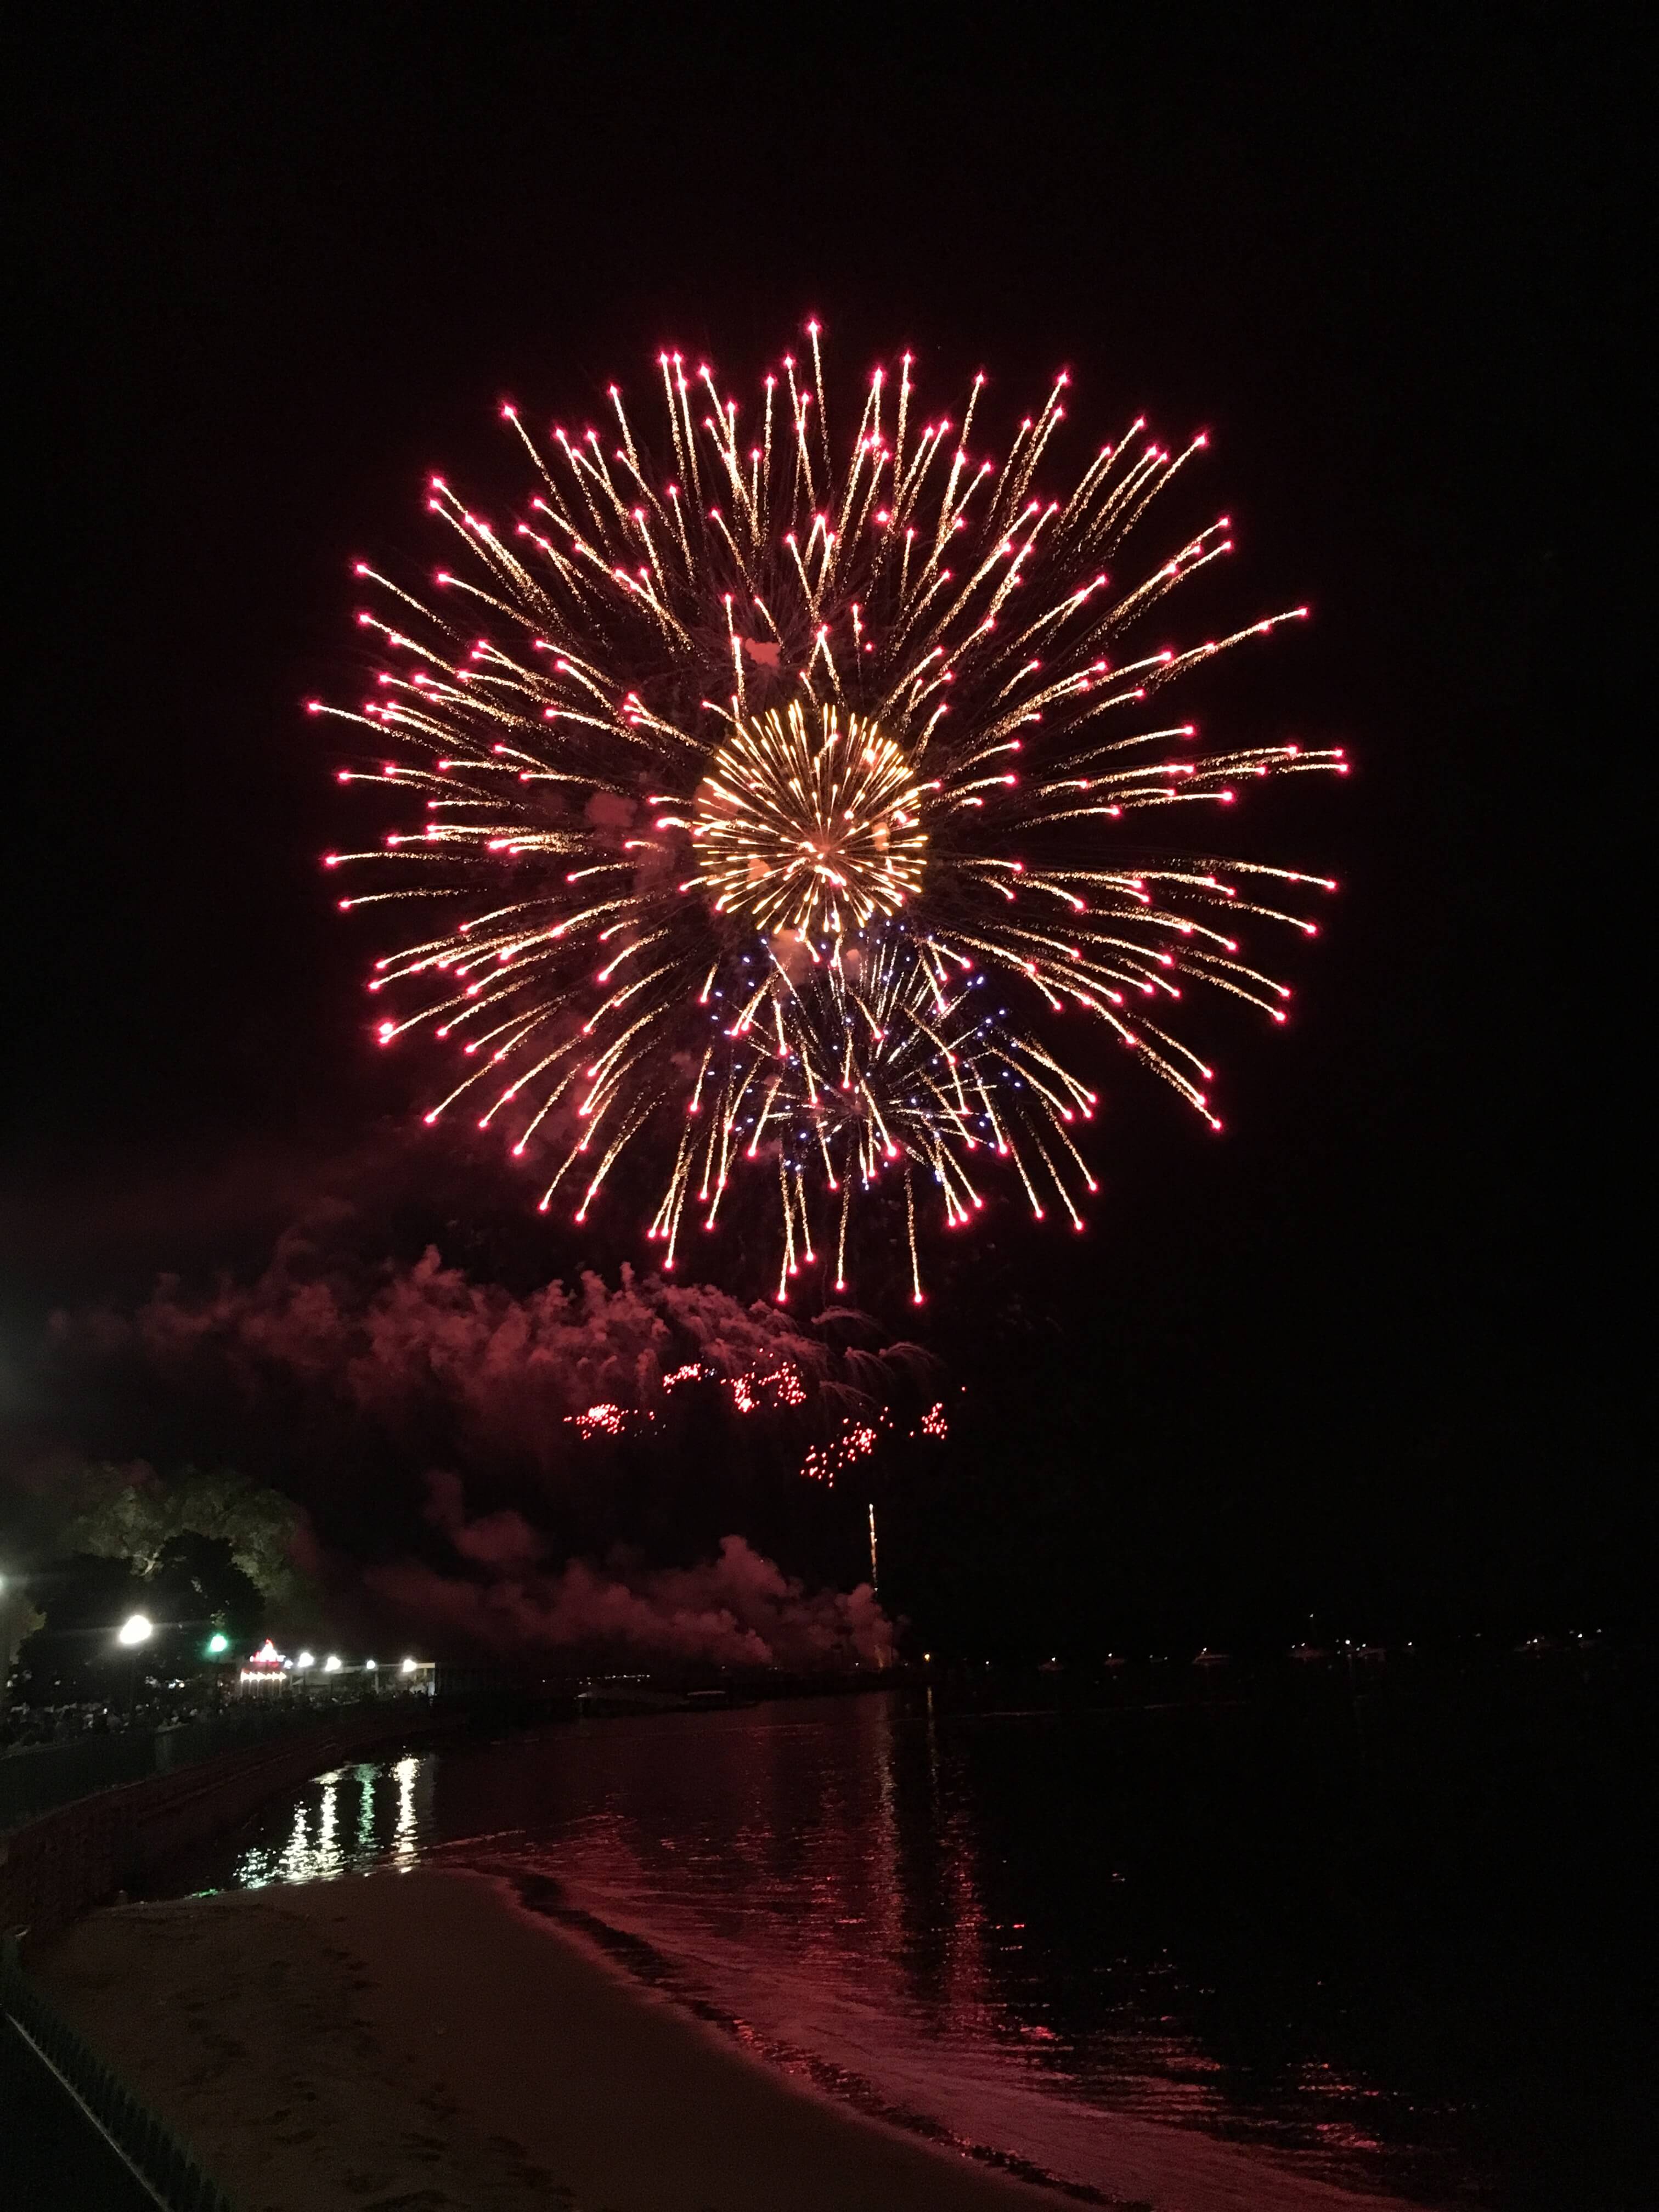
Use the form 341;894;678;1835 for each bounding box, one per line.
0;1695;435;1834
0;1729;159;1830
1;1933;235;2210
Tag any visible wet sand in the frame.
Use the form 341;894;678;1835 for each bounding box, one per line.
33;1870;1083;2211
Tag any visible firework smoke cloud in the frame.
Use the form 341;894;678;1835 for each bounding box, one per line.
375;1492;893;1671
108;1232;832;1465
41;1233;933;1664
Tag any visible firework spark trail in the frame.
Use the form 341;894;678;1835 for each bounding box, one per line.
323;331;1345;1298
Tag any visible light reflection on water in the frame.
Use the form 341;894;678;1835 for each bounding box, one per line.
230;1755;428;1888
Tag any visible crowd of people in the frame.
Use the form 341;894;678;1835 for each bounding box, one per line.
1;1681;217;1752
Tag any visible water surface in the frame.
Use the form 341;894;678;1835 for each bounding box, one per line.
168;1674;1647;2209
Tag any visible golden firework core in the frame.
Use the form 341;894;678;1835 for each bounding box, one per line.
691;703;928;939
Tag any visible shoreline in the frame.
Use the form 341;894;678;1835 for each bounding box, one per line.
33;1869;1427;2212
33;1870;1084;2211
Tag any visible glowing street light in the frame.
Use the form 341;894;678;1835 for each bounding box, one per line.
206;1632;230;1657
295;1650;315;1671
323;1654;342;1673
400;1656;418;1675
117;1613;154;1649
365;1658;377;1672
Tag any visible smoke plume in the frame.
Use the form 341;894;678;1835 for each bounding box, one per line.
79;1222;831;1462
375;1474;890;1668
33;1223;924;1667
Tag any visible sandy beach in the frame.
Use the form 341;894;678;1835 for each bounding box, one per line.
33;1870;1089;2212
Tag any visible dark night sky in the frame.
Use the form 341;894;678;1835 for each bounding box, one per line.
5;9;1643;1647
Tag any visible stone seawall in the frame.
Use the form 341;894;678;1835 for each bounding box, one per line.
0;1704;461;1939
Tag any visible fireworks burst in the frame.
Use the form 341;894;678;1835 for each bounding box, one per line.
800;1401;949;1488
320;328;1344;1300
562;1352;941;1487
564;1352;807;1436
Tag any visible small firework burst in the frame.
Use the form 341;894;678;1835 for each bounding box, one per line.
800;1398;950;1487
561;1348;926;1487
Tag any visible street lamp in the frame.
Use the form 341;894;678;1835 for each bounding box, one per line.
201;1628;232;1713
323;1655;342;1673
116;1612;154;1722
